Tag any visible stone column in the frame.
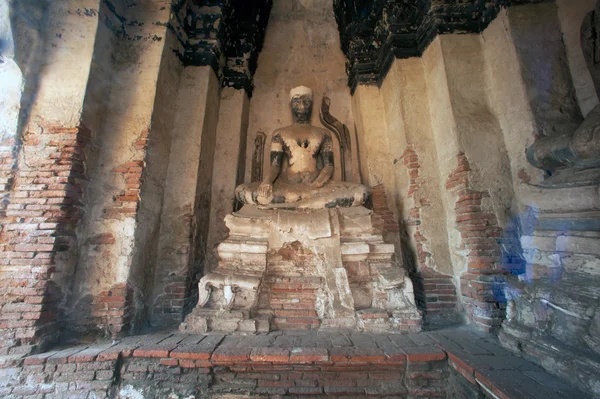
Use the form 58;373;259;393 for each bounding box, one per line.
205;88;250;271
0;0;100;354
151;66;221;328
421;34;519;331
379;57;459;325
67;0;174;338
351;85;405;245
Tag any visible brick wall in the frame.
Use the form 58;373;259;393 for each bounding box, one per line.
85;132;148;337
371;184;400;236
152;279;191;325
91;283;134;338
0;137;18;213
0;125;90;355
445;152;507;331
400;149;459;324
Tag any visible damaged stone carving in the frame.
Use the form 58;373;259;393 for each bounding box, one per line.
251;131;267;182
197;273;261;310
526;105;600;187
320;96;353;182
182;86;421;334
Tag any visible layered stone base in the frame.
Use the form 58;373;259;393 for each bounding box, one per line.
500;230;600;397
498;182;600;397
181;205;421;333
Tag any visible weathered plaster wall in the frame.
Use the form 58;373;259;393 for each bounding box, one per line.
0;0;22;204
440;33;517;329
381;58;459;324
482;10;544;194
382;59;453;277
19;1;99;130
0;0;13;57
351;84;406;266
151;66;221;327
556;0;599;116
0;0;20;146
0;0;100;353
422;37;466;322
350;39;464;325
421;37;463;273
8;0;54;145
351;86;394;201
440;34;515;230
131;29;183;332
353;23;539;328
245;0;359;185
205;88;249;271
508;3;582;138
70;0;172;337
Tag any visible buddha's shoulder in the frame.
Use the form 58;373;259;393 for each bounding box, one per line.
272;126;289;135
312;126;331;137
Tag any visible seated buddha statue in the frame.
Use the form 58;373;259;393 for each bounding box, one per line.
235;86;369;209
525;7;600;188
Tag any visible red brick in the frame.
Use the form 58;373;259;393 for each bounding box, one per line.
133;348;170;358
159;358;179;367
211;347;251;363
258;380;293;388
369;371;399;380
86;234;116;245
402;346;446;362
250;347;289;363
449;358;476;385
289;347;328;363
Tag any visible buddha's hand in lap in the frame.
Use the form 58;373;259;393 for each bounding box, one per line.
256;183;274;205
309;179;326;189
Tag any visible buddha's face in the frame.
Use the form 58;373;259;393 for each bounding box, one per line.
291;95;313;123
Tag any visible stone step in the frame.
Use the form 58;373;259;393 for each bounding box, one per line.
6;327;589;398
255;309;318;318
272;316;321;330
357;308;390;320
263;276;323;283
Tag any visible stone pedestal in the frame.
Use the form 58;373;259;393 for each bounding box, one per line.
181;205;421;333
499;183;600;396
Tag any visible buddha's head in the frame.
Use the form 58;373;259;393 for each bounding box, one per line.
290;86;313;123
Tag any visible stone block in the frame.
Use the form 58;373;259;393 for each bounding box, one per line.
250;348;290;363
289;347;328;363
211;347;252;363
403;346;447;362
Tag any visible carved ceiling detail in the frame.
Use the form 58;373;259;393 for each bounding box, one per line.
171;0;272;96
168;0;548;94
333;0;550;92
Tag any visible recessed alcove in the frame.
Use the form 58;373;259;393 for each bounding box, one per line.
0;0;598;397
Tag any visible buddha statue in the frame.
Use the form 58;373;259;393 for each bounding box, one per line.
525;5;600;188
235;86;369;209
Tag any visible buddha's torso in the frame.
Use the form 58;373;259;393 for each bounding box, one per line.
274;124;328;184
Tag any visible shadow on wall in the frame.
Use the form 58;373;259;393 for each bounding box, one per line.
9;0;52;140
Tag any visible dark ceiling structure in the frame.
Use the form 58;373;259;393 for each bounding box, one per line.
333;0;550;91
171;0;548;94
172;0;272;96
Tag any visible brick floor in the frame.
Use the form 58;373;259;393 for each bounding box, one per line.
0;327;589;398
